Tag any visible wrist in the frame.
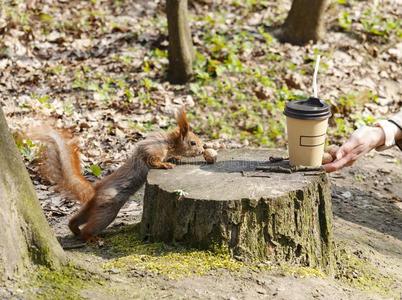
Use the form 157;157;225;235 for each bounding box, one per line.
371;127;386;148
374;120;399;151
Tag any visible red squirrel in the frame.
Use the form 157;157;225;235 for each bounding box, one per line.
29;108;204;241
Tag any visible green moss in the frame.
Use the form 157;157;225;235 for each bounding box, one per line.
101;225;243;279
28;264;104;300
335;246;397;297
277;264;325;278
104;250;242;280
252;261;325;279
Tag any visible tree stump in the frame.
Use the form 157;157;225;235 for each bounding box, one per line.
141;149;335;273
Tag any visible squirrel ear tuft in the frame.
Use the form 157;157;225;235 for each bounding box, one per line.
176;106;189;138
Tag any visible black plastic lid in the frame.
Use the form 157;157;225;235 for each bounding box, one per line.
284;97;331;120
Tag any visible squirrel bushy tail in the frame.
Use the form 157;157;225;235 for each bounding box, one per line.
28;126;95;204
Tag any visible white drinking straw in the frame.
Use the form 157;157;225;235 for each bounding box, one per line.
313;55;321;98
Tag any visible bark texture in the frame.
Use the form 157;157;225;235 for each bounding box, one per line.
278;0;329;45
166;0;194;84
0;107;65;282
141;149;335;273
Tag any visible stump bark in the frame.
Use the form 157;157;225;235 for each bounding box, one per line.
141;149;335;273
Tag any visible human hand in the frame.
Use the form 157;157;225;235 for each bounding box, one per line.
323;126;385;173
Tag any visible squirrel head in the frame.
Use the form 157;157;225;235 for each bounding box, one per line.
174;107;204;157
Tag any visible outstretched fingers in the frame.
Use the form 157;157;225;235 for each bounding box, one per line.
323;143;366;172
323;153;355;172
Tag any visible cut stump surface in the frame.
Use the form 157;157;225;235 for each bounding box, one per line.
141;149;334;273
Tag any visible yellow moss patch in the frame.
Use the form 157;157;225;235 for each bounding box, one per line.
252;262;325;279
102;224;243;279
104;250;242;279
277;264;325;278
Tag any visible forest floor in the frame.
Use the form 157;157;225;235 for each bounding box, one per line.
0;0;401;299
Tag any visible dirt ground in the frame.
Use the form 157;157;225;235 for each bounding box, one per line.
24;147;401;300
1;0;401;298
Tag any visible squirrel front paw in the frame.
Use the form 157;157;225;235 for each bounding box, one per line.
148;158;176;169
160;162;176;169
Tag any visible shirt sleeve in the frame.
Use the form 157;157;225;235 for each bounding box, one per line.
375;110;402;152
389;111;402;151
375;120;399;151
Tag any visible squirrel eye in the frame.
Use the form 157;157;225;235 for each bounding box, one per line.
190;141;196;146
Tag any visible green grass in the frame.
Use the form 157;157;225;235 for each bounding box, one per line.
337;3;402;42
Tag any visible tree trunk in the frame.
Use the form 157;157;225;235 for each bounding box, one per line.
278;0;329;45
166;0;194;84
141;149;335;274
0;107;65;282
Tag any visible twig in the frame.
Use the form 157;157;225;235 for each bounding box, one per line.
256;166;293;173
256;165;324;174
303;172;325;176
293;166;324;172
268;156;288;163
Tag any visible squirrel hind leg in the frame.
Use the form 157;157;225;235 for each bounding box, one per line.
79;204;121;241
68;203;92;237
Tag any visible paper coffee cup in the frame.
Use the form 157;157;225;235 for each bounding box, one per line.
284;97;331;167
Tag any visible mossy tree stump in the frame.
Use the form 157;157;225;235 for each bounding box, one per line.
141;149;335;273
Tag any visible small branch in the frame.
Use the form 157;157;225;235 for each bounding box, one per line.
268;156;288;163
256;166;293;173
256;165;324;174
